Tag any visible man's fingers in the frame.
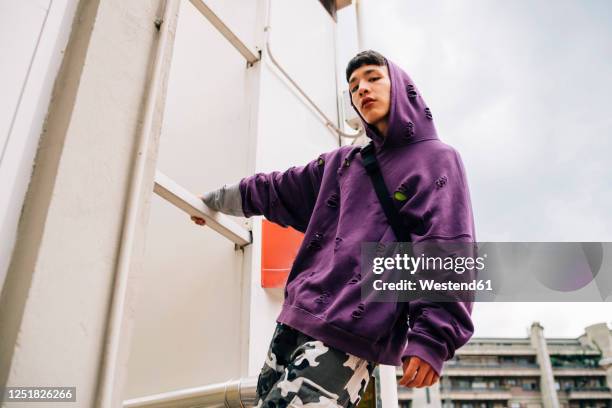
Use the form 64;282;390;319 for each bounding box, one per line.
190;215;206;226
398;357;420;386
193;195;207;226
398;358;417;386
406;363;430;388
422;370;435;387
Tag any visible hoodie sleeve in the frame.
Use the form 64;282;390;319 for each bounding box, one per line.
238;153;327;233
399;148;476;377
201;182;245;217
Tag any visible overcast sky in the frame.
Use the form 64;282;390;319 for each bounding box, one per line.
337;0;611;339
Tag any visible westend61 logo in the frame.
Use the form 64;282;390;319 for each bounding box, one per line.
372;253;487;275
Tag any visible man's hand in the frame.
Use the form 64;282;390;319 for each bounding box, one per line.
398;356;439;388
191;195;207;226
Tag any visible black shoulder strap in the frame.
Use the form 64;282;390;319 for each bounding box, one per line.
359;142;412;243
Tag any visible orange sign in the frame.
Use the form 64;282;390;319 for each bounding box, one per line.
261;219;304;288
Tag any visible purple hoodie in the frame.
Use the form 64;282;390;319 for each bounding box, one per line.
239;59;475;375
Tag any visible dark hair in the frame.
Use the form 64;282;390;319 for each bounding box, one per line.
345;50;387;83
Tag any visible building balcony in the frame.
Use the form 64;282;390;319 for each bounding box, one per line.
547;346;602;356
567;388;612;400
440;388;513;400
553;367;608;376
443;364;541;377
552;363;603;369
448;363;540;368
457;347;537;356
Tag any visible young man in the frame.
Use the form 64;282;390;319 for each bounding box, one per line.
192;50;476;407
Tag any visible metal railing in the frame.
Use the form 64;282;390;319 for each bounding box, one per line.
263;0;364;140
123;377;257;408
189;0;260;65
154;171;251;248
551;363;601;369
564;386;611;392
446;362;540;368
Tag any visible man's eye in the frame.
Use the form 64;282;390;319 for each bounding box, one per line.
369;77;380;82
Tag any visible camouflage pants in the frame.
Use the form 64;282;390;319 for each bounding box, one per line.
254;322;377;408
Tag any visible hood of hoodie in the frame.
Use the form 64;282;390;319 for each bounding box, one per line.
350;58;439;151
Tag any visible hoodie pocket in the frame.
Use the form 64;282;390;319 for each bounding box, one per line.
326;292;402;343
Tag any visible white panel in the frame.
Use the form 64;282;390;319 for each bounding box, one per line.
267;0;339;125
126;195;247;397
0;0;79;293
156;0;254;187
257;65;338;171
0;0;50;150
125;0;256;397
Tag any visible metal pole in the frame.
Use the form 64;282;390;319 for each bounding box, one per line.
189;0;260;66
95;1;181;406
123;377;258;408
355;0;364;51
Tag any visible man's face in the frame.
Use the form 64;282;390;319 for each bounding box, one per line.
348;64;391;129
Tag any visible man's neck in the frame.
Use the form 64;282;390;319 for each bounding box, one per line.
375;119;388;138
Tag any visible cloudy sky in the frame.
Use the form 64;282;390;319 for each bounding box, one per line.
338;0;611;338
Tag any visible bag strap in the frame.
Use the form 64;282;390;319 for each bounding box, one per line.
359;142;412;243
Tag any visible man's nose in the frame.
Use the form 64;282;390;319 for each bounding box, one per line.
358;83;370;97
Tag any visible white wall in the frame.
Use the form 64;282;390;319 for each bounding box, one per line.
0;0;176;404
0;0;79;295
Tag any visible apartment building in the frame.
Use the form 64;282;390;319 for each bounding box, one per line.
398;322;612;408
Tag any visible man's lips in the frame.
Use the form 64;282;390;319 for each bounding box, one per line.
362;98;375;109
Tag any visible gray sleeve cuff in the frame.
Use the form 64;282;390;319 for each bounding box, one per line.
201;182;245;217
